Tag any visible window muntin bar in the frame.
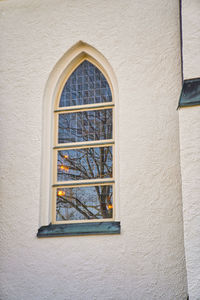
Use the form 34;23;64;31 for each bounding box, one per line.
55;102;114;113
53;140;114;150
52;178;114;187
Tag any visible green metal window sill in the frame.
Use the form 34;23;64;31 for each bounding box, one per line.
178;77;200;108
37;221;120;238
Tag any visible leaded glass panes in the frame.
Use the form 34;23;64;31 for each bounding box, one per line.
59;60;112;107
57;147;112;181
54;59;114;223
56;185;113;221
58;109;112;144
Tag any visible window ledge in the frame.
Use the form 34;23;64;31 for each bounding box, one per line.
37;221;120;238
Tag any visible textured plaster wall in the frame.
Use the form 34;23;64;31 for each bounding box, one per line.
182;0;200;79
180;1;200;299
179;107;200;300
0;1;187;299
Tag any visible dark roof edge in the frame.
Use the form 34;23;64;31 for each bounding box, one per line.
178;77;200;108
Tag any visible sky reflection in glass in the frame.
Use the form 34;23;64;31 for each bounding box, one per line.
58;109;112;144
59;60;112;107
56;185;113;221
57;147;112;181
55;60;114;222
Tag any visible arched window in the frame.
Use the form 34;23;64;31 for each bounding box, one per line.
38;43;120;237
52;59;115;223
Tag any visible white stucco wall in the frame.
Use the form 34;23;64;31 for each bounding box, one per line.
0;1;187;299
182;0;200;79
179;107;200;300
179;1;200;299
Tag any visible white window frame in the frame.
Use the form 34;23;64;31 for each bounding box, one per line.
53;57;115;224
39;42;119;227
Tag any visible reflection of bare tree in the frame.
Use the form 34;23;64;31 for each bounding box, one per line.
57;194;98;220
57;146;113;220
58;109;112;143
57;147;112;181
57;185;112;220
56;60;113;221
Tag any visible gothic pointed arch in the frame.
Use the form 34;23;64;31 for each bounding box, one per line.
39;42;120;235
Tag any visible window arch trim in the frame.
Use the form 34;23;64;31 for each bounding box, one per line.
38;41;120;236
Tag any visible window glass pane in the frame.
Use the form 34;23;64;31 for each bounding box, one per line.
58;109;112;144
56;185;113;221
59;60;112;107
57;146;112;181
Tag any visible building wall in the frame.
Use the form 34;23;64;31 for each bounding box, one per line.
179;1;200;299
179;106;200;300
0;1;187;299
182;0;200;79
